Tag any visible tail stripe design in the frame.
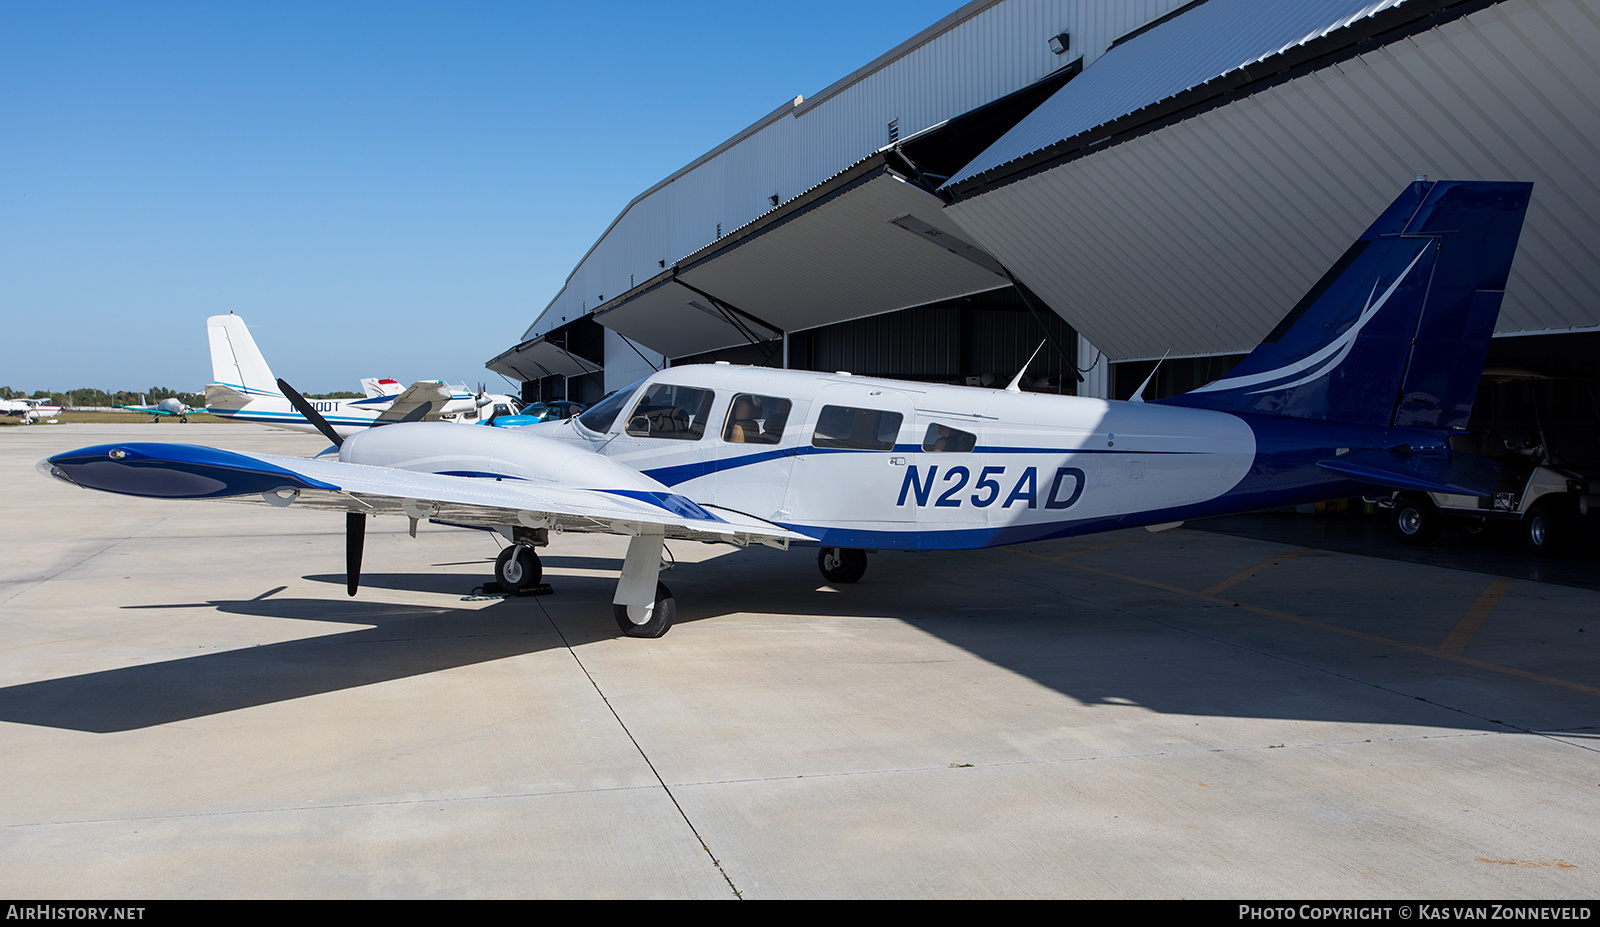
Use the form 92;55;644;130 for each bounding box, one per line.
1163;180;1531;431
1190;245;1432;397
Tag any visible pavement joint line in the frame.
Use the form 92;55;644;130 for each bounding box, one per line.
1004;547;1600;700
537;598;744;899
0;504;197;607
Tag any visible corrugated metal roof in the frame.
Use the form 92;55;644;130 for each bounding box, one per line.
485;336;604;382
946;0;1411;187
592;280;765;360
593;169;1010;357
944;0;1600;361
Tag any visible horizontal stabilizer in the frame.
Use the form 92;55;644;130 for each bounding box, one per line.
1316;449;1500;498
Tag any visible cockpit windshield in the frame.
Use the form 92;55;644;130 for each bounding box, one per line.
576;378;647;434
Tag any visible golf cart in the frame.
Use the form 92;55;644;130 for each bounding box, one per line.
1385;371;1599;555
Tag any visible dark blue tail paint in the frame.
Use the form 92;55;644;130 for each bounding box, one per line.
1163;180;1533;431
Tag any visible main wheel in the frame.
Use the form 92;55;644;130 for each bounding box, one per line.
614;581;674;638
495;545;542;591
1523;501;1564;557
1390;493;1442;545
817;547;868;584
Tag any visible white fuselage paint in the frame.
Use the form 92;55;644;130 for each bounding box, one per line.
511;365;1257;545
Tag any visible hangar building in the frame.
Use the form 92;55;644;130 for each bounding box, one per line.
487;0;1600;413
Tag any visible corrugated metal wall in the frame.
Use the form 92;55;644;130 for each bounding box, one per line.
525;0;1190;383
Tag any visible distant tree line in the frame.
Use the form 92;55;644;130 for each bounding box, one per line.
0;385;360;408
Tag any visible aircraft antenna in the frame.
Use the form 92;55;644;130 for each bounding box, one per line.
1004;341;1047;393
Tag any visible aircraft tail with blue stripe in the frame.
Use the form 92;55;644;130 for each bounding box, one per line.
1164;179;1532;432
207;313;282;400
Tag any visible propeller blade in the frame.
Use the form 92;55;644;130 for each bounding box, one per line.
346;512;366;596
400;400;432;423
373;399;434;429
278;379;344;448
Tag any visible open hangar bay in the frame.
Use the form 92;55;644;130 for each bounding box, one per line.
2;424;1597;898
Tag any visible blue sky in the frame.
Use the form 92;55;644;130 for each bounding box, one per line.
1;0;964;394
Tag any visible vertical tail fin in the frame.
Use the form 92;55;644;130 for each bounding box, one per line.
1166;180;1532;430
207;315;279;396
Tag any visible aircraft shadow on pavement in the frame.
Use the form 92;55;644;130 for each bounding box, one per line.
655;543;1600;738
0;594;559;733
2;542;1593;736
302;556;628;594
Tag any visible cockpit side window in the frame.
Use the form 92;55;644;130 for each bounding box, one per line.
811;405;902;451
921;423;977;453
723;394;792;445
626;384;715;440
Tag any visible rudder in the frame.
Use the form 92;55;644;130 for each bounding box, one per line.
207;314;279;397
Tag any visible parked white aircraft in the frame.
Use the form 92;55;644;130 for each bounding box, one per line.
42;181;1533;639
6;398;62;424
204;314;517;435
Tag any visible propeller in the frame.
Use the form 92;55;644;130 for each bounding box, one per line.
277;378;343;448
276;380;437;598
395;400;433;423
345;512;365;597
278;378;368;594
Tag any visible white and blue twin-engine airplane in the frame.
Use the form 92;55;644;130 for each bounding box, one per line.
41;180;1532;638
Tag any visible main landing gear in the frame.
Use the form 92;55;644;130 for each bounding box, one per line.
817;547;867;584
493;531;676;638
612;533;674;638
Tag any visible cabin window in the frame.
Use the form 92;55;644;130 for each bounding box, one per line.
577;378;646;434
812;405;902;451
723;394;792;445
922;423;976;453
627;384;715;440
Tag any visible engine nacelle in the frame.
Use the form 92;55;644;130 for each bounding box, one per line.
340;422;668;493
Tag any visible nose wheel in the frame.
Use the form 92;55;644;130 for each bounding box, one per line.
495;545;543;592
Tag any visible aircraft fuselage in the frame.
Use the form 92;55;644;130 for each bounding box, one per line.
504;364;1436;549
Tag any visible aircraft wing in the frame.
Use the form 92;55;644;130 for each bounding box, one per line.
376;381;454;424
118;404;175;416
41;443;813;548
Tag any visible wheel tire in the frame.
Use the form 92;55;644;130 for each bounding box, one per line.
1523;501;1564;557
1456;517;1492;542
495;545;542;591
817;547;868;584
1390;493;1442;546
614;581;674;638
